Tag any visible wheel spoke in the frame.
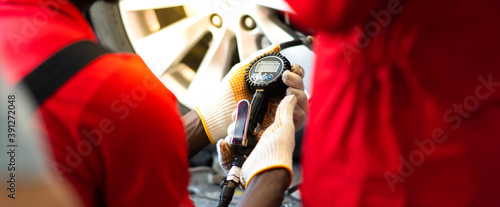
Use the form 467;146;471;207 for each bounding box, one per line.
183;27;235;107
254;8;296;44
254;0;294;13
253;7;316;92
133;14;212;75
235;23;260;61
114;0;313;109
119;0;196;12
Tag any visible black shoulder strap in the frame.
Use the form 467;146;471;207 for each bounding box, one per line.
18;41;111;106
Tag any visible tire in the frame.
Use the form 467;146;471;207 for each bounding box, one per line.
89;2;134;53
89;1;191;114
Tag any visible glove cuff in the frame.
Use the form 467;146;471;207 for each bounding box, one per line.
194;86;236;144
241;133;294;189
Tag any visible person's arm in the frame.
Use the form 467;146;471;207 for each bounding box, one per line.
237;169;290;207
80;57;193;207
182;110;210;158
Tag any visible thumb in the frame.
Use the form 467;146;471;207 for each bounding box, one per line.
216;138;234;173
226;122;235;139
274;95;297;128
266;44;281;54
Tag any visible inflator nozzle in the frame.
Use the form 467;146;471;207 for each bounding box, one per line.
279;35;313;49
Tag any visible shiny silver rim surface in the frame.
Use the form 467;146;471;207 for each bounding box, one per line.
118;0;314;108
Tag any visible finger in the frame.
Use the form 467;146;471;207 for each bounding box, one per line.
231;109;237;121
290;63;304;78
276;95;297;125
282;70;305;91
226;122;236;140
265;44;281;54
293;106;306;130
286;87;308;114
220;136;234;149
216;139;234;172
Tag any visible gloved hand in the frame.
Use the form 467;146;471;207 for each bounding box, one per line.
194;45;307;144
217;95;297;189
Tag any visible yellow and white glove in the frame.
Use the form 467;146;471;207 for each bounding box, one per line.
217;95;297;189
194;45;308;144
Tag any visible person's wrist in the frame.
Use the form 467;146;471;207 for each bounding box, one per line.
244;165;293;189
247;168;290;190
182;110;211;158
236;168;290;207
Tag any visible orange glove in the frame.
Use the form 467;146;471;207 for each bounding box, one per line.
194;45;307;144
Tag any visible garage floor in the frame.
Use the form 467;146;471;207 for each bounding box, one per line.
188;162;302;207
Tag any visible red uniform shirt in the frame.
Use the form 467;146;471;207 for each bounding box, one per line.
287;0;500;206
0;1;193;206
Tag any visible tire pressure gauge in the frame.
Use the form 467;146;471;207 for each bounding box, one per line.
221;52;291;207
229;53;291;149
218;36;312;207
245;52;291;96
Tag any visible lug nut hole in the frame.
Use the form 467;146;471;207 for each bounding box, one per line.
241;15;256;31
211;14;223;28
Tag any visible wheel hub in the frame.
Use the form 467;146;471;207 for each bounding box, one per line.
117;0;313;109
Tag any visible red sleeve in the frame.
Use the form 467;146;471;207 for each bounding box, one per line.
300;0;500;206
77;57;193;207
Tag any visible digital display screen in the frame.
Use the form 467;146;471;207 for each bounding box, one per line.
254;61;280;73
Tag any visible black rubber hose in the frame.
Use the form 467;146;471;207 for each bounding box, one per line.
279;36;313;49
217;156;247;207
218;180;238;207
